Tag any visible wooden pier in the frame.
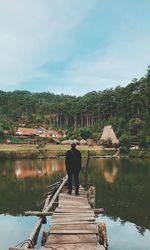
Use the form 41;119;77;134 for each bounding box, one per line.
41;187;105;250
9;176;107;250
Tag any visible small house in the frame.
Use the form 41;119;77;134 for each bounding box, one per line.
48;130;62;139
16;127;39;136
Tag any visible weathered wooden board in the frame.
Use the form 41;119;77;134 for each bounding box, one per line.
59;202;89;206
52;221;97;225
9;248;35;250
59;194;87;200
51;223;96;230
59;204;90;208
52;217;95;223
57;204;91;208
50;229;97;234
58;204;90;207
59;195;87;199
46;234;98;244
55;207;93;211
52;216;95;221
52;212;94;216
57;204;92;209
41;243;105;250
41;187;103;250
55;209;94;214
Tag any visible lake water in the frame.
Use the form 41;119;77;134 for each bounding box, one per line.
0;158;150;250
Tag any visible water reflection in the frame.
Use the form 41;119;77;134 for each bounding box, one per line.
0;158;150;250
88;158;150;233
14;159;65;178
0;214;51;250
0;159;66;215
98;159;118;183
96;215;150;250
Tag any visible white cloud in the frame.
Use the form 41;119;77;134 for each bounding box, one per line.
0;1;149;95
0;0;94;89
54;32;150;96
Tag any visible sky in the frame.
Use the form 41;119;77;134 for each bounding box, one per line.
0;0;150;96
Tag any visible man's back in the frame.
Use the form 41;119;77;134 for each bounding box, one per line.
65;143;82;195
66;148;81;172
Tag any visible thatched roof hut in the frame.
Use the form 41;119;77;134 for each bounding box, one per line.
100;125;119;145
61;139;74;145
80;139;87;145
73;139;80;145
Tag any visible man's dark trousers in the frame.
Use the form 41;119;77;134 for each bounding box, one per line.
67;169;80;194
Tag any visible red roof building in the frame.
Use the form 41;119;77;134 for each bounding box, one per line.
48;130;62;139
16;127;39;136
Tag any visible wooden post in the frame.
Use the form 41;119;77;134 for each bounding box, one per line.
41;231;49;246
87;186;96;208
93;208;104;214
98;222;108;249
25;211;53;216
9;248;35;250
84;150;90;190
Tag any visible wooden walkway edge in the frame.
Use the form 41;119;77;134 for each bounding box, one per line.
41;188;105;250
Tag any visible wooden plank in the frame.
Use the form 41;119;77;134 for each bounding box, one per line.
52;214;94;217
50;229;97;234
52;217;95;222
51;223;97;230
58;208;92;211
59;196;87;201
52;211;95;218
59;201;89;206
55;210;94;215
25;211;53;216
59;203;90;207
59;204;90;208
52;221;97;225
9;248;35;250
55;207;93;212
93;208;104;214
55;210;93;213
46;234;99;244
54;213;94;217
59;194;87;200
41;243;104;250
60;197;88;201
52;215;94;220
52;219;95;223
59;202;90;206
52;213;95;220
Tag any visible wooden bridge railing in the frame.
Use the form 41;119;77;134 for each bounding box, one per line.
9;175;68;250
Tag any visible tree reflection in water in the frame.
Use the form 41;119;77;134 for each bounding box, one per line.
0;159;65;215
88;158;150;235
0;158;150;236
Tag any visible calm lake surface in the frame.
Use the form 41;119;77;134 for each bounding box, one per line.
0;158;150;250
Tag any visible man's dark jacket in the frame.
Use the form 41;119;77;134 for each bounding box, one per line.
65;148;81;173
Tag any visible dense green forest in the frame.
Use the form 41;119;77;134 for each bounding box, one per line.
0;67;150;145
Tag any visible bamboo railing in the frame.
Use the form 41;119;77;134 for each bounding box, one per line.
9;175;68;250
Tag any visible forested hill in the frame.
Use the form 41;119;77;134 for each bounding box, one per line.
0;69;150;142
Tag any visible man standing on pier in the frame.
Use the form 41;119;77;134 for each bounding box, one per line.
65;143;82;195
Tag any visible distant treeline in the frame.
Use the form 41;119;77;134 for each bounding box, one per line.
0;67;150;141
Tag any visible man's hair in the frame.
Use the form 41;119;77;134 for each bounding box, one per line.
71;143;76;149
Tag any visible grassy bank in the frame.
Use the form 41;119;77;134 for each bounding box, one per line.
1;144;149;159
129;149;150;158
0;144;115;159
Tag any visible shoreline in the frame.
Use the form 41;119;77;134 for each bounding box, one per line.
0;144;114;159
0;144;149;159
